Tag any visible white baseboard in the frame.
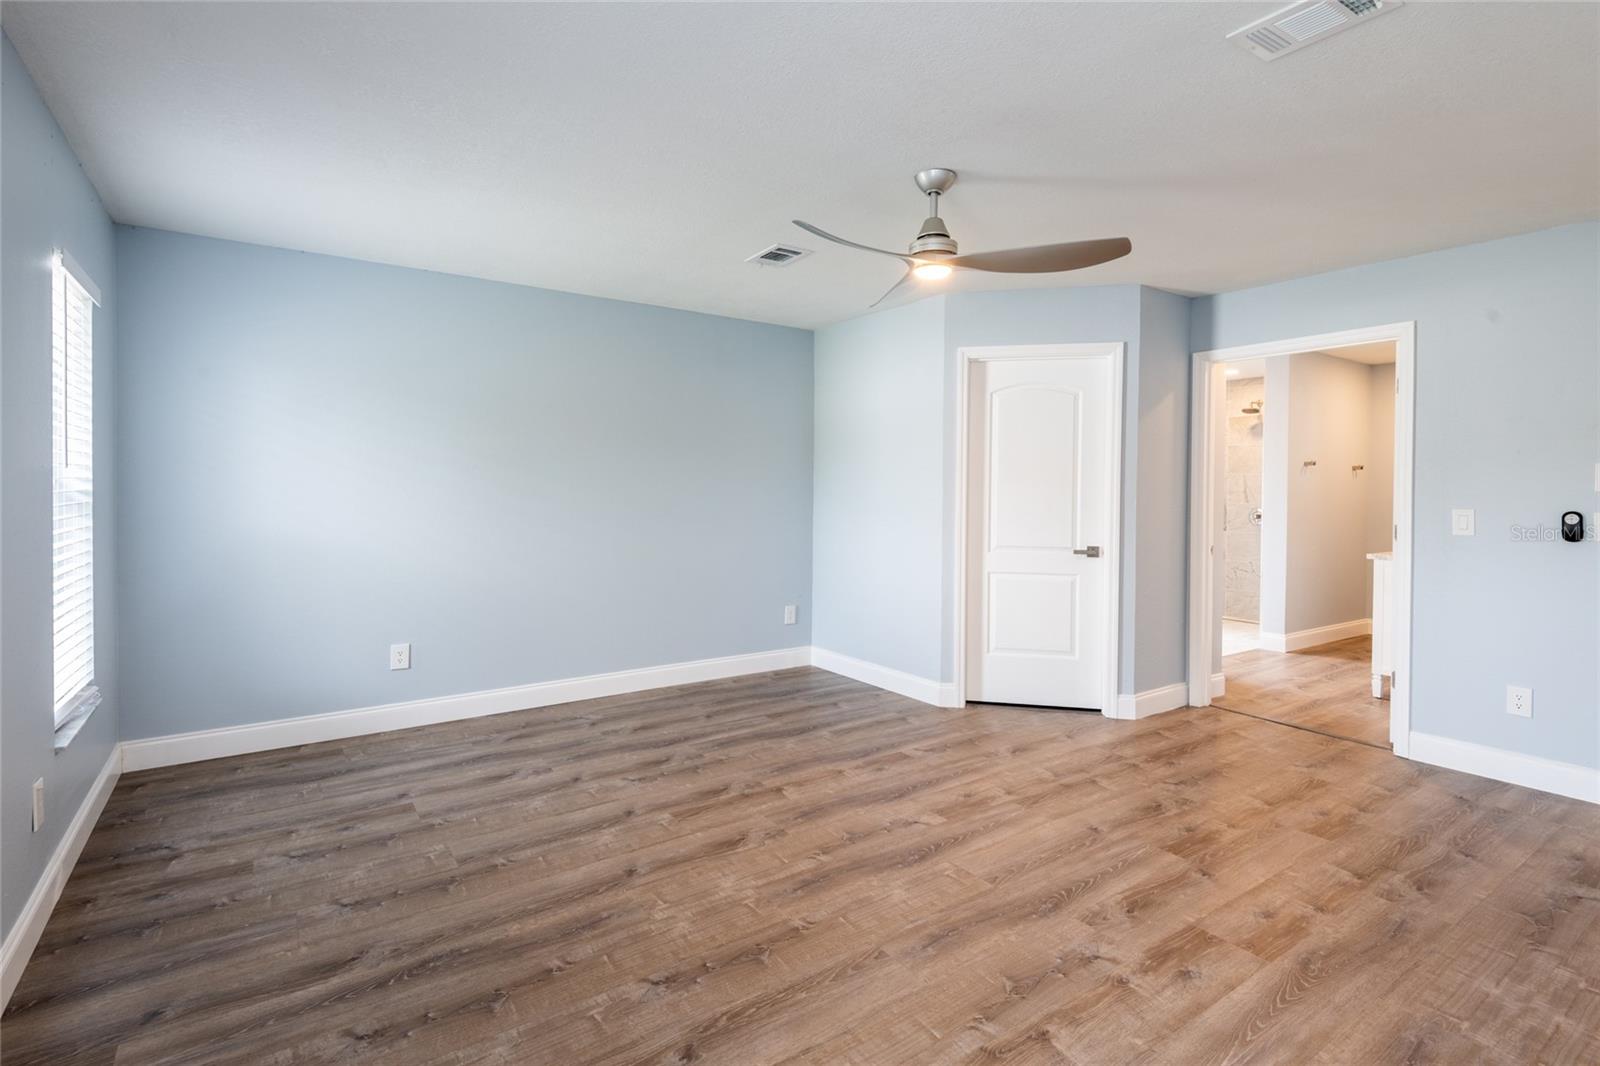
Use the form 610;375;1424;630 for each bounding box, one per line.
1259;618;1371;654
1115;682;1190;720
121;647;811;772
1210;672;1226;699
1408;732;1599;805
2;744;121;1009
809;647;960;708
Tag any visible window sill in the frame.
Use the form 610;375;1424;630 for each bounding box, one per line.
53;687;102;753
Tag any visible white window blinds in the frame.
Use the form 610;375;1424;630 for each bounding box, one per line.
52;252;100;727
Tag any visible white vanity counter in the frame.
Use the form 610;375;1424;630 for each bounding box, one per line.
1367;552;1393;698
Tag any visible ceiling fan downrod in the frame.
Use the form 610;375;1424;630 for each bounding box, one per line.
912;168;959;257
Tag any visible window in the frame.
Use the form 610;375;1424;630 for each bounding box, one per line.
52;251;101;729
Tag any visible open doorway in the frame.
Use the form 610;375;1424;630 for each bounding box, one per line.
1215;344;1395;746
1188;323;1415;755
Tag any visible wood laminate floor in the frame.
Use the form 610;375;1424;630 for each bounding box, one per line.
1217;636;1391;748
3;667;1597;1065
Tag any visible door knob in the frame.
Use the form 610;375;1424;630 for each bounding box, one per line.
1073;546;1101;558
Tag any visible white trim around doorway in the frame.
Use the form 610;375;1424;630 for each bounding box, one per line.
1187;322;1416;756
952;343;1126;717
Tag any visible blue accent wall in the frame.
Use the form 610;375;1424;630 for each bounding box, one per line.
1;34;120;941
115;227;814;740
1192;222;1600;768
812;297;948;679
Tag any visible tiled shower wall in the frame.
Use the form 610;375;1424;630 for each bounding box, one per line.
1224;377;1264;621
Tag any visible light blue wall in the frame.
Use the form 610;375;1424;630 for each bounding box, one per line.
811;297;947;679
812;284;1193;698
1130;287;1192;692
1;34;120;941
115;228;814;740
1192;222;1600;768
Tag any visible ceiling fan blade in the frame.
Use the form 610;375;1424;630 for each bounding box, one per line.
869;269;913;308
793;220;915;265
946;237;1132;274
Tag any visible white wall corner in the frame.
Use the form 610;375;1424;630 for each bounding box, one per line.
1210;672;1226;698
809;647;953;707
120;647;812;772
1115;682;1190;721
2;744;122;1010
1408;732;1599;806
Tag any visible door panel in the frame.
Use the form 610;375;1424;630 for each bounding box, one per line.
989;387;1080;550
967;355;1112;709
987;573;1077;655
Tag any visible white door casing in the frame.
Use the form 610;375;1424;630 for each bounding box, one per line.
964;350;1117;709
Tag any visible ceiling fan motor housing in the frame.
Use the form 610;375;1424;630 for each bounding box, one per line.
911;216;957;257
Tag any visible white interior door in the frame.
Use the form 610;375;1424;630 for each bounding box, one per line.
966;354;1114;709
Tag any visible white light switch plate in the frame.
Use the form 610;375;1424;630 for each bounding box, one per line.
783;605;797;625
32;778;44;832
390;643;411;670
1451;509;1475;536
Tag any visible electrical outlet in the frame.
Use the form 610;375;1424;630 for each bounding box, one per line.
1451;509;1475;536
32;778;44;832
1506;685;1532;718
390;643;411;671
783;605;797;626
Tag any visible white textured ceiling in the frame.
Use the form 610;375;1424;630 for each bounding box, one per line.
5;2;1597;329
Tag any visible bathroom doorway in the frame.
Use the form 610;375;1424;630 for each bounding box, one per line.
1188;324;1415;753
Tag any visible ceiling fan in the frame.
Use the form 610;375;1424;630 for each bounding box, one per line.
794;169;1132;307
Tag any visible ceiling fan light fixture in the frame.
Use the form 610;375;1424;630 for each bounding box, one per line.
793;168;1132;308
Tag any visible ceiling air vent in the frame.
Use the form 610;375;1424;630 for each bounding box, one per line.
1229;0;1402;62
746;244;811;267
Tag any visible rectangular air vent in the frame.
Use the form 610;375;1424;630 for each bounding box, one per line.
746;244;811;267
1229;0;1402;62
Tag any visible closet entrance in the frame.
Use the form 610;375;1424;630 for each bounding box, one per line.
1188;324;1415;752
